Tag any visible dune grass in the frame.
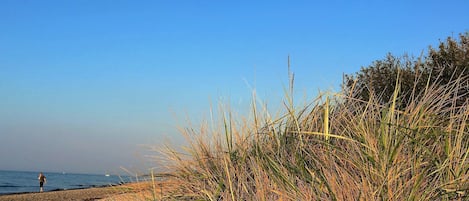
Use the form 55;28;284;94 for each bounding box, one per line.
150;73;468;200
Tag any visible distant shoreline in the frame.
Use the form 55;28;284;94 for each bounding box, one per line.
0;183;117;196
0;170;130;197
0;182;139;201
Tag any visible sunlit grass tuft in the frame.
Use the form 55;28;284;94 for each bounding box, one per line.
149;73;468;200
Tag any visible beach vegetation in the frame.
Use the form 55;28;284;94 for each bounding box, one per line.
343;33;469;109
151;33;469;200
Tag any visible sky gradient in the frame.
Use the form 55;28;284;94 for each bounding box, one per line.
1;0;468;174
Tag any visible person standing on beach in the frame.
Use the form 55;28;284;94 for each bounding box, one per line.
38;172;46;192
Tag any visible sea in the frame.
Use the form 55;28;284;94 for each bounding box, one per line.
0;170;132;195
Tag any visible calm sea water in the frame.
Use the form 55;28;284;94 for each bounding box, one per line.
0;170;130;195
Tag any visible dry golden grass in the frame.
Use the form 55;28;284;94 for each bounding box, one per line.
151;74;468;200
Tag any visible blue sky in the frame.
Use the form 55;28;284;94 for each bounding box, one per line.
1;0;468;174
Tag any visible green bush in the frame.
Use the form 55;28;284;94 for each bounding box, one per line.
344;32;469;109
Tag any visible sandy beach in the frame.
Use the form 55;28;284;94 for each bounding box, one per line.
0;182;151;201
0;180;180;201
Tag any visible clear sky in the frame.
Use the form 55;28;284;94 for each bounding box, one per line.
1;0;468;174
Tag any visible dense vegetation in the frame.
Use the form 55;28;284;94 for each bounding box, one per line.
154;33;468;200
344;33;469;109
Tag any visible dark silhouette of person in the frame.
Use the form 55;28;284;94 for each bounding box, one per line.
38;172;46;192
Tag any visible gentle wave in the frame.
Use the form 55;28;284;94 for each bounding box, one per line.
0;185;22;188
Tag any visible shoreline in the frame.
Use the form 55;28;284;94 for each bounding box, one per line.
0;182;146;201
0;184;117;196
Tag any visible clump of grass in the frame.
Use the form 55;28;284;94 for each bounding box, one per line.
156;72;468;200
